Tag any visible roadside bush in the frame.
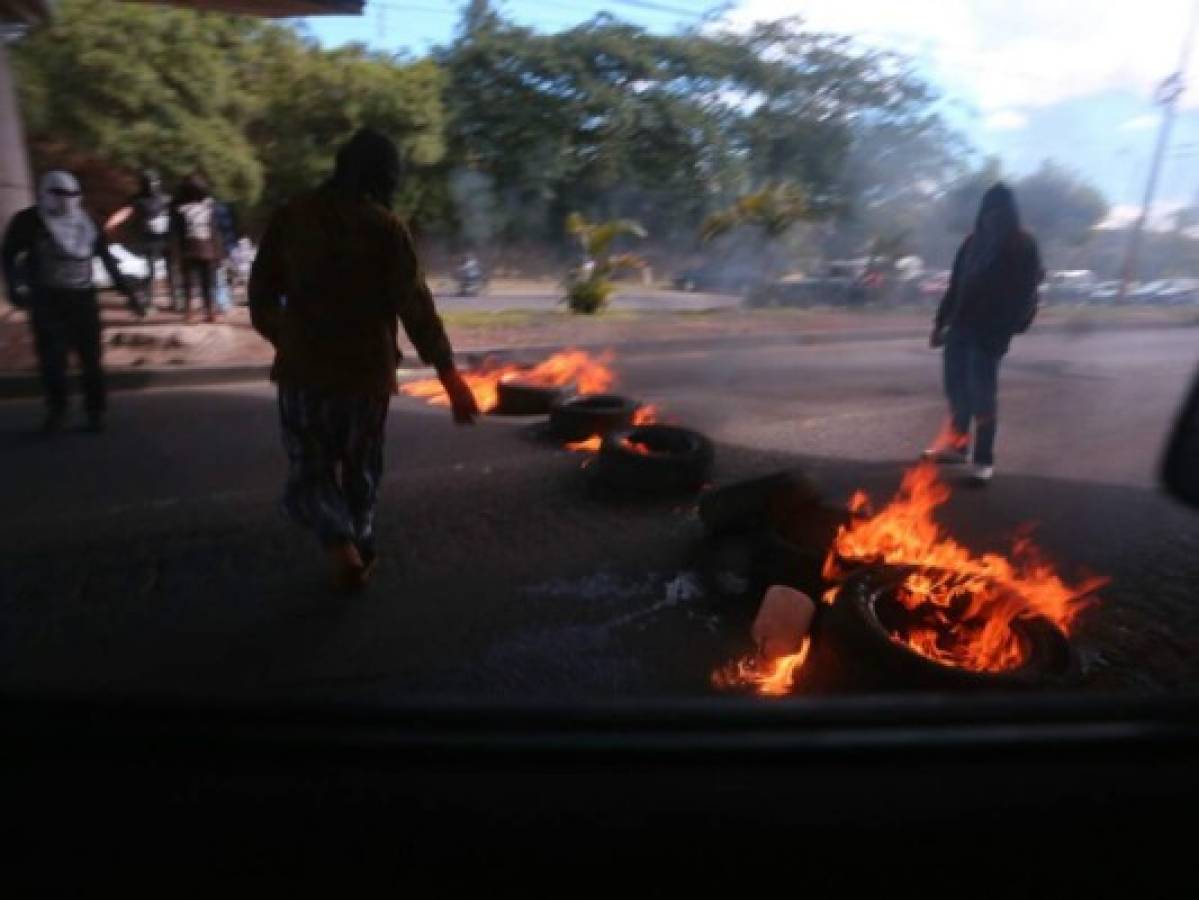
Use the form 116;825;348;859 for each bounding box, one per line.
565;278;615;314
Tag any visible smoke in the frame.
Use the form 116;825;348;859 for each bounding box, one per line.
449;167;498;249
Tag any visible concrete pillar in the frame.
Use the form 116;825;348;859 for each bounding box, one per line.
0;41;33;233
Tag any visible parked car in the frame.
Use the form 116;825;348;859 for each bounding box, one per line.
1089;281;1122;302
1044;271;1095;304
1154;278;1199;304
918;270;951;301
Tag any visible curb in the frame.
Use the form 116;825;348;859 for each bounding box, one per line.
1;315;1194;400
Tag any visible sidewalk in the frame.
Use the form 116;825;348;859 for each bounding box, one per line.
3;293;1197;399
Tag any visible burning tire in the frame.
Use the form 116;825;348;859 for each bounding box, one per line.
594;425;715;494
494;379;577;416
821;566;1078;690
549;393;639;441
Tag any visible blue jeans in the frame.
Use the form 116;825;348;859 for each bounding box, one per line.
943;329;1004;465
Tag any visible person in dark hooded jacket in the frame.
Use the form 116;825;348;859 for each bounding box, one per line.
924;183;1044;482
250;128;479;591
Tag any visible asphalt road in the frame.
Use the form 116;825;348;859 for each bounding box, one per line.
2;325;1198;701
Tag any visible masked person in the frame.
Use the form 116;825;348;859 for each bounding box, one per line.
924;183;1044;483
105;168;174;311
249;128;479;591
2;171;141;433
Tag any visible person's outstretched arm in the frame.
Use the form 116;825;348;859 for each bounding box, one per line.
387;219;478;424
95;227;142;315
104;206;133;237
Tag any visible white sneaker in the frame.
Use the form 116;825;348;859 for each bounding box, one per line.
970;464;994;483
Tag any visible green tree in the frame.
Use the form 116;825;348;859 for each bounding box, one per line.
14;0;265;207
13;0;448;228
437;5;951;255
246;38;447;224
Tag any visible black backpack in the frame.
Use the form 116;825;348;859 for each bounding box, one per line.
134;193;171;241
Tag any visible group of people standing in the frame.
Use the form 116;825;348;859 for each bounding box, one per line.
0;166;245;433
104;168;240;323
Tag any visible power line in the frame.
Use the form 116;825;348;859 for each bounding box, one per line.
602;0;701;16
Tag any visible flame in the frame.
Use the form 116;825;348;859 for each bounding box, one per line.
565;435;603;452
400;348;615;413
632;404;659;426
712;637;812;696
618;435;655;456
822;463;1107;673
928;419;969;453
565;403;662;453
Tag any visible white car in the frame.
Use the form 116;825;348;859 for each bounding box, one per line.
91;243;159;289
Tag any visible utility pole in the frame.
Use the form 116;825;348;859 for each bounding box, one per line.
1118;0;1199;301
1118;1;1199;299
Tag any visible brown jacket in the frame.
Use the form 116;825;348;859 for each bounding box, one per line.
249;186;454;394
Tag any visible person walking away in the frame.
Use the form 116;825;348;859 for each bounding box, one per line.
105;168;174;311
172;173;223;324
924;183;1043;483
249;128;480;591
2;171;142;433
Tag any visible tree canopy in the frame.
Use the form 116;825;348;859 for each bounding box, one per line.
11;0;1114;271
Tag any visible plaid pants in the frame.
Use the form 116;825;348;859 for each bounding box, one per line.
278;386;390;550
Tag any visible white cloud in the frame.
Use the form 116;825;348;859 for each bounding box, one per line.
983;109;1029;131
725;0;1199;112
1119;113;1160;131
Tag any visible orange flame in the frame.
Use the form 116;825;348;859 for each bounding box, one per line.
617;435;655;456
400;348;615;413
565;403;662;453
928;419;969;453
565;435;603;453
822;463;1107;672
632;404;659;426
711;637;812;696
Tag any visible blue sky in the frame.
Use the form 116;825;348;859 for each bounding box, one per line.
305;1;1199;225
302;0;701;55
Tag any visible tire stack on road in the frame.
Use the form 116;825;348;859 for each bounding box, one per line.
545;392;716;496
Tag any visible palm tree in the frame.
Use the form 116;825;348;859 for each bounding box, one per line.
562;212;648;314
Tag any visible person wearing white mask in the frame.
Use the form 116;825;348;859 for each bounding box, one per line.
2;170;141;433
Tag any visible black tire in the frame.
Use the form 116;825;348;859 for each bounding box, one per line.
820;566;1078;691
698;471;825;537
549;393;639;441
494;379;577;416
594;425;715;495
